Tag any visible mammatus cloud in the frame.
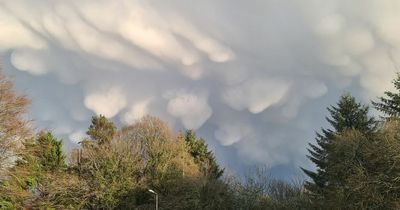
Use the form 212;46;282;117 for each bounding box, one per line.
122;98;153;124
214;123;252;146
167;91;212;130
222;78;291;114
1;0;400;175
304;0;398;96
84;87;127;118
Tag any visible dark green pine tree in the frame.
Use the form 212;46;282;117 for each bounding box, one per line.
302;93;376;198
35;131;66;171
372;73;400;118
86;115;116;145
184;130;224;179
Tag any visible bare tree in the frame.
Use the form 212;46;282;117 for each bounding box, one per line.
0;70;31;177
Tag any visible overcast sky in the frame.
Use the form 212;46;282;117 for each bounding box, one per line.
0;0;399;178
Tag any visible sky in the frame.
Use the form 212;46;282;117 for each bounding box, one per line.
0;0;399;178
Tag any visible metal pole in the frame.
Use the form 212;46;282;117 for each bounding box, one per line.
156;193;158;210
149;189;158;210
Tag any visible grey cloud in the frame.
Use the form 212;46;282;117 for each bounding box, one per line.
0;0;398;177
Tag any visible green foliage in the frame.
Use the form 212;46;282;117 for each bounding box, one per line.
0;199;15;210
120;116;204;209
373;72;400;118
36;131;66;171
184;130;224;179
87;114;116;145
317;121;400;209
0;148;42;208
198;179;236;210
0;131;67;208
302;93;376;205
9;68;400;209
326;93;376;133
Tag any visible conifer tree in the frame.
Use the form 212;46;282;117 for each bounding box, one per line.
35;131;66;171
184;130;224;179
86;115;116;145
302;93;376;202
372;72;400;117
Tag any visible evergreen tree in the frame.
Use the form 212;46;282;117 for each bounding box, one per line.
372;72;400;117
86;115;116;145
184;130;224;179
35;131;66;171
302;93;376;203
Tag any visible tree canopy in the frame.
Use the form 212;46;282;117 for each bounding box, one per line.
3;67;400;209
373;73;400;118
302;93;376;206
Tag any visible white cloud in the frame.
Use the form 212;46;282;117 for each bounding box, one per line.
344;28;375;55
84;87;127;118
122;98;152;124
315;14;346;36
214;123;251;146
222;78;291;114
0;6;46;50
69;130;86;144
167;91;212;129
10;49;48;75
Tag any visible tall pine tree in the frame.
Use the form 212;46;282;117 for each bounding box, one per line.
184;130;224;179
372;72;400;118
302;93;376;202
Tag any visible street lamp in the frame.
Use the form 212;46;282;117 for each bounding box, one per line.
148;189;158;210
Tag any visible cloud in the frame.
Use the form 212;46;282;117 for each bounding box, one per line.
214;123;251;146
84;87;127;118
1;0;400;176
69;130;85;144
167;91;212;129
122;98;152;124
222;78;291;114
10;49;48;75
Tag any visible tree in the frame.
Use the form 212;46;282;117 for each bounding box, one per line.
302;93;376;205
373;72;400;117
0;70;31;176
184;130;224;179
119;116;203;209
0;70;32;209
75;139;143;209
87;115;116;145
35;131;66;171
37;116;143;209
320;121;400;209
230;166;309;210
0;131;67;208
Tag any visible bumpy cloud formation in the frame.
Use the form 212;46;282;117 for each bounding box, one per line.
167;91;212;129
1;0;399;175
84;87;127;118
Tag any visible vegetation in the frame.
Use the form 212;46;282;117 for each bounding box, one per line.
2;68;400;209
302;93;376;207
373;73;400;117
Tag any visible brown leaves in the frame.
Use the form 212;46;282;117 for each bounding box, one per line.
0;70;31;177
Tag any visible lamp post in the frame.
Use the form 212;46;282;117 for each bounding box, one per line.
148;189;158;210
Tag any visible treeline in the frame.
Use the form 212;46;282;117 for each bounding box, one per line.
2;70;400;209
